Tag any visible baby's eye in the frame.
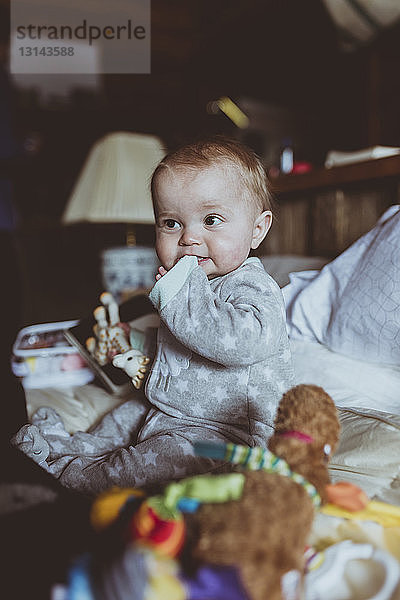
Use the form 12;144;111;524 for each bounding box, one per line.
204;215;222;226
164;219;180;230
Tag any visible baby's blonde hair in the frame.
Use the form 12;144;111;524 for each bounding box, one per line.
151;136;273;214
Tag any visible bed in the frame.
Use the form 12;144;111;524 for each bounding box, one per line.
7;205;400;599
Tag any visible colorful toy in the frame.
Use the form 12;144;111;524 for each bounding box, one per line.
185;385;341;600
85;292;151;389
61;384;346;600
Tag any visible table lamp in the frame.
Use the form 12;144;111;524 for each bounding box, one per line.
62;131;165;302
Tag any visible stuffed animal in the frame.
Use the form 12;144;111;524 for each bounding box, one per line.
61;384;342;600
184;383;341;600
85;292;151;389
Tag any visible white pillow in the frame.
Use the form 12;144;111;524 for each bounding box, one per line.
284;206;400;365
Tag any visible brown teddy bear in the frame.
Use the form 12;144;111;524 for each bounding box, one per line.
184;383;341;600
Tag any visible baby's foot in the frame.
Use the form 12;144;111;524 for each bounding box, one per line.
11;424;50;469
32;406;69;438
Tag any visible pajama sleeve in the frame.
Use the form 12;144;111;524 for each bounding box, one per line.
149;256;285;367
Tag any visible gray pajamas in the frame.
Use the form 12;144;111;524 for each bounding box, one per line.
13;256;294;495
145;255;294;445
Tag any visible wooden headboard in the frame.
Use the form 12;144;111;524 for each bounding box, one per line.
259;154;400;259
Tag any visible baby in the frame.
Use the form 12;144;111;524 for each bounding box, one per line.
143;137;294;443
14;137;294;494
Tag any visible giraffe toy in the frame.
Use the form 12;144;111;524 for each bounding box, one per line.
86;292;151;389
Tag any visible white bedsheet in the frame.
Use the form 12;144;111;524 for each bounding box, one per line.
291;338;400;504
25;383;132;434
291;338;400;415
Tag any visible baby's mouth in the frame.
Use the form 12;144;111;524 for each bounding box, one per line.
178;255;209;265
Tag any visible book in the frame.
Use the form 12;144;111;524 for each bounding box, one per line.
325;146;400;168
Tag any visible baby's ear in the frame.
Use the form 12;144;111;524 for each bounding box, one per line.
251;210;272;249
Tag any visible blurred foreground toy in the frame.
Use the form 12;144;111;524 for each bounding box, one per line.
187;384;341;599
60;384;347;600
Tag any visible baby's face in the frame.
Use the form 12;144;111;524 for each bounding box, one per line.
153;164;271;279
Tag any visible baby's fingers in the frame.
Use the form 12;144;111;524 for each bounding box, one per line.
155;266;167;281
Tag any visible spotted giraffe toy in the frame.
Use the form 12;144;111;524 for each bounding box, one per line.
86;292;151;389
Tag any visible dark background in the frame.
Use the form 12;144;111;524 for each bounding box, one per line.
2;0;400;325
2;5;400;588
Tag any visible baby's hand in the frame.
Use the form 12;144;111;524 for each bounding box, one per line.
155;266;167;281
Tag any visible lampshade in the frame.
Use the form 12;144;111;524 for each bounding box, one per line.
62;132;165;225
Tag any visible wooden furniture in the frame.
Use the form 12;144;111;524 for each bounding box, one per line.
260;155;400;258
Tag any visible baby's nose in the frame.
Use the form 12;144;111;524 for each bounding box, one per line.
179;227;201;245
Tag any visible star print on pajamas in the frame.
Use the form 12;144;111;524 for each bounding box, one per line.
211;385;230;403
175;379;190;394
220;332;238;350
196;365;211;381
13;258;295;495
143;448;158;466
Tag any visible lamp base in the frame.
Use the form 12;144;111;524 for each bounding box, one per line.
101;246;159;304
